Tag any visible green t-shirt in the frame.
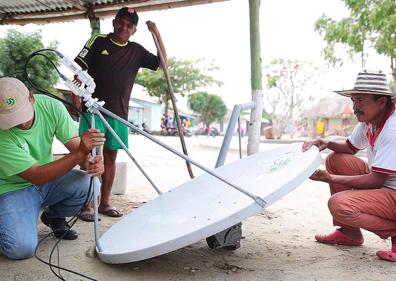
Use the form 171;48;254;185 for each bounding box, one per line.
0;95;77;195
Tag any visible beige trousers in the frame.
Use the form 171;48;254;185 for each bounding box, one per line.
325;152;396;239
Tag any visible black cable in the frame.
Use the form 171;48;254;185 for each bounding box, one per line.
33;162;97;281
24;50;85;117
34;232;97;281
49;178;96;280
24;49;99;280
56;242;63;280
52;179;95;277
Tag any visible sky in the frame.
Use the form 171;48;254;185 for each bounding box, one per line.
0;0;391;108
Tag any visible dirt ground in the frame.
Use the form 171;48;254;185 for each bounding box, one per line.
1;136;396;281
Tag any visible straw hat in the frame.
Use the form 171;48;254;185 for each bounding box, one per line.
334;70;394;97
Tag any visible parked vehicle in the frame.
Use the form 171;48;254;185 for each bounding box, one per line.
209;127;219;137
142;122;151;134
178;128;192;137
193;126;219;137
128;121;140;134
160;127;191;137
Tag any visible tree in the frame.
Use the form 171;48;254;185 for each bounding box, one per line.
188;91;227;128
0;29;60;91
135;57;222;115
263;59;317;139
247;0;264;155
314;0;396;82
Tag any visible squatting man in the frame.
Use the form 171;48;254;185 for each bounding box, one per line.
0;77;105;260
303;70;396;262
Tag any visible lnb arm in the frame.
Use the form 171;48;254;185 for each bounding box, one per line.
54;50;96;96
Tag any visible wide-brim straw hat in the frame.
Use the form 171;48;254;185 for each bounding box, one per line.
334;70;395;97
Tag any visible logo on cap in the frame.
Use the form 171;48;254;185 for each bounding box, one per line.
0;97;16;108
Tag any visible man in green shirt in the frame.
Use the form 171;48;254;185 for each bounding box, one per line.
0;77;105;260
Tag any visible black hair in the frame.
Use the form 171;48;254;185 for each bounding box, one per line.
373;95;393;108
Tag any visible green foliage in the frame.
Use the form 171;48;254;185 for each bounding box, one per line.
314;0;396;76
135;57;222;112
0;29;60;92
261;110;272;122
188;91;227;127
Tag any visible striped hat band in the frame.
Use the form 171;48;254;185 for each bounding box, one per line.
334;71;394;97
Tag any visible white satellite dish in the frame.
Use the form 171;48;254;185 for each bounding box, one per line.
97;143;320;264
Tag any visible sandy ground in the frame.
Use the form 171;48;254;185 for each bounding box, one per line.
1;136;396;281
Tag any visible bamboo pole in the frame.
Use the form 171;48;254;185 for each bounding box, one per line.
149;28;195;179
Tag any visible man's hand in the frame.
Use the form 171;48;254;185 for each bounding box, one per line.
310;169;332;183
302;137;328;152
146;21;157;32
146;20;168;68
79;129;105;155
72;75;82;87
85;155;104;177
71;75;83;117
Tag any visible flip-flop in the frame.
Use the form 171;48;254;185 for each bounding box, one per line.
315;229;364;246
78;211;101;222
99;207;123;218
376;245;396;262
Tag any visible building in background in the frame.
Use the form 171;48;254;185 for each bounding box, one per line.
304;95;356;137
128;98;161;132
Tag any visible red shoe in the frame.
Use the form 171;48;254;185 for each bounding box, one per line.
376;245;396;262
315;229;363;246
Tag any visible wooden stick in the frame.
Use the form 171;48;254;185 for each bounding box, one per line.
149;28;194;179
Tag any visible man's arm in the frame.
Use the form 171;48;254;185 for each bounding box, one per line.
327;140;358;154
18;129;104;185
70;90;82;117
310;169;389;189
146;21;168;68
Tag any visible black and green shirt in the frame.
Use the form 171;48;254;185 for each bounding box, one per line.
75;33;160;119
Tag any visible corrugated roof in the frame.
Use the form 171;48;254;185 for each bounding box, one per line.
0;0;227;25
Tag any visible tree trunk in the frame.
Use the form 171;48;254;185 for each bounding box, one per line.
247;0;264;156
89;16;100;35
164;95;169;117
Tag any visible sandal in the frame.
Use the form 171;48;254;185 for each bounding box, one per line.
99;206;123;218
377;245;396;262
315;229;363;246
78;210;100;222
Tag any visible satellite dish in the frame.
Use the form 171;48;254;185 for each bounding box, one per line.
97;143;320;264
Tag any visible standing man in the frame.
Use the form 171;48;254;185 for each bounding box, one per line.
303;70;396;262
0;77;104;260
73;7;167;220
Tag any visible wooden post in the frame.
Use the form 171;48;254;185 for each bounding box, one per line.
87;6;100;35
247;0;264;155
89;16;101;35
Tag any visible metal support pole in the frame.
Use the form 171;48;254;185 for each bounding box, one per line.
209;101;257;251
93;105;266;208
90;113;103;252
215;102;256;168
237;117;242;159
92;109;163;195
